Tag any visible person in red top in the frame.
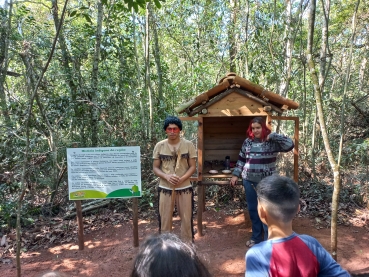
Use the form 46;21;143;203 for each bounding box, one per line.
245;175;350;277
230;117;294;248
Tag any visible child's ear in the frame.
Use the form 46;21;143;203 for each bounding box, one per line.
260;206;267;219
258;201;267;222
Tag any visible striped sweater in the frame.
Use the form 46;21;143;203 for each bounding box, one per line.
232;132;294;183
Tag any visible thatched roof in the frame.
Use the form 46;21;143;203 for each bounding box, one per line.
176;73;299;116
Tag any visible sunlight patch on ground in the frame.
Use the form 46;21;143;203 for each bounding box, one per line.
68;245;79;250
49;248;63;255
202;211;246;229
343;255;369;273
86;240;102;248
202;220;225;229
218;257;245;275
224;213;245;225
21;251;41;259
138;220;151;224
58;258;95;271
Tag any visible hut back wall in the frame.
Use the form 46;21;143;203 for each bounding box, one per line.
203;116;266;166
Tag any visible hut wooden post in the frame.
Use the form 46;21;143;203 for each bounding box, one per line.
293;117;299;182
197;182;204;236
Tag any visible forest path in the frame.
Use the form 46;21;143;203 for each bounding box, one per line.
1;208;368;276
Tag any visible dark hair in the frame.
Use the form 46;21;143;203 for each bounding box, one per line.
256;175;300;223
163;116;182;131
246;117;271;141
131;233;212;277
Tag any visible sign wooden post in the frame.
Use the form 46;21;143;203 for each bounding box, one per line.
75;200;84;250
132;198;139;247
127;141;139;247
72;143;84;250
67;145;142;249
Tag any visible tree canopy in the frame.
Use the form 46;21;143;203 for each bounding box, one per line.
0;0;368;265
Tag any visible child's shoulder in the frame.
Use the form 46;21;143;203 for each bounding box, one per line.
246;240;273;256
296;233;322;245
293;233;332;259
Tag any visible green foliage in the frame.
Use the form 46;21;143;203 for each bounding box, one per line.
0;182;18;228
139;184;155;208
0;0;368;225
341;139;369;168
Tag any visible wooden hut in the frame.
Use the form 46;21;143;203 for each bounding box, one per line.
176;72;300;236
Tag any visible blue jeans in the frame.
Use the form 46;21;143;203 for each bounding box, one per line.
243;179;268;243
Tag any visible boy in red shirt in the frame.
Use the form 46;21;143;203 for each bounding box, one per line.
245;175;350;277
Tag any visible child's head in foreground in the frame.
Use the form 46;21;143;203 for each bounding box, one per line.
256;175;300;224
131;232;212;277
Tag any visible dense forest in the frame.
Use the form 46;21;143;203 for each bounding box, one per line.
0;0;368;273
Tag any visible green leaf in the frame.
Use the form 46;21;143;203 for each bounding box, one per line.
154;0;162;9
69;10;77;17
83;13;93;24
132;3;139;12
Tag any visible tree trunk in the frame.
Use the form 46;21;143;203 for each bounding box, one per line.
242;0;250;77
132;11;146;139
311;0;330;180
229;0;237;73
51;0;85;144
276;0;304;133
358;55;367;93
306;0;341;261
338;0;360;166
0;0;12;127
90;0;103;147
16;1;68;274
19;53;59;205
302;56;307;152
311;112;317;180
319;0;330;90
149;3;164;114
145;3;153;139
268;0;277;79
279;0;292;98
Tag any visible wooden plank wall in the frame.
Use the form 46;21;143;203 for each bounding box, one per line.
203;116;263;163
206;91;267;116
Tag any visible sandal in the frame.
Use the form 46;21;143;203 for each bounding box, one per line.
245;240;256;248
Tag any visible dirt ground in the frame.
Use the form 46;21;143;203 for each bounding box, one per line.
1;207;369;277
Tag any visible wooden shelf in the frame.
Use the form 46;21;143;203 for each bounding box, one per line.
202;165;238;178
203;173;234;178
